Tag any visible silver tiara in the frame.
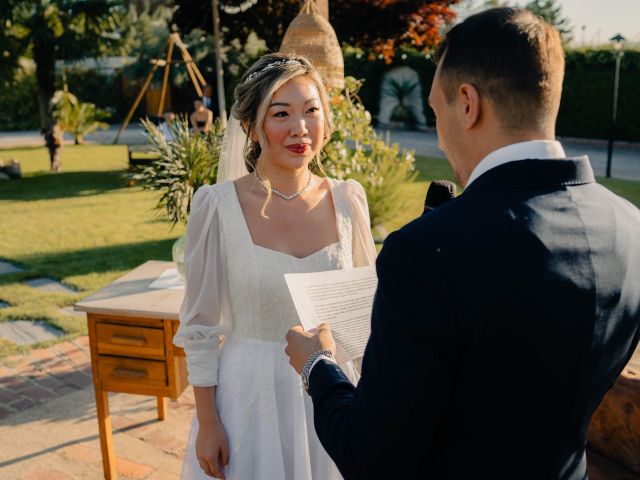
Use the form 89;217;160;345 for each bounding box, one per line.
244;59;303;83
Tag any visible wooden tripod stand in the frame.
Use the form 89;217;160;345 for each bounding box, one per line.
114;33;207;144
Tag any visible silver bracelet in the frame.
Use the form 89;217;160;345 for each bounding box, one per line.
301;350;334;393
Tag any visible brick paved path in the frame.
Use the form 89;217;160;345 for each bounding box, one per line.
0;337;93;419
2;337;636;479
0;337;195;480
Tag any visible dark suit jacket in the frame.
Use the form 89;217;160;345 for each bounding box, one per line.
309;158;640;479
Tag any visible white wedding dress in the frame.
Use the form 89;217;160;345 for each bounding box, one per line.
173;178;377;480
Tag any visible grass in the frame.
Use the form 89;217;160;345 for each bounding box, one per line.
0;145;638;359
390;155;640;231
0;145;184;359
384;155;461;232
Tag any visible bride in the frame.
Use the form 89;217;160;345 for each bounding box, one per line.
172;52;377;479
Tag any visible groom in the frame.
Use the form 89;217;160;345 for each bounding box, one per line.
285;7;640;480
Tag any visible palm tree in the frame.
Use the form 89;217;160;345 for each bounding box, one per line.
50;90;109;144
2;1;125;132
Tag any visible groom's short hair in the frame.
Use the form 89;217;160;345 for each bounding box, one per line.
434;7;565;133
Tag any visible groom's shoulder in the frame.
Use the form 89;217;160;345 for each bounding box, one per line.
379;198;463;263
401;194;476;238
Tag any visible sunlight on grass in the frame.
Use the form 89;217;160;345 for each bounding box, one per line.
0;145;638;358
0;145;183;358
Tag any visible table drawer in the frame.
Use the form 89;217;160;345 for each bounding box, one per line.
96;323;165;360
98;356;167;387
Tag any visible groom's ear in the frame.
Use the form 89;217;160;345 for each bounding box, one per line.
458;83;481;130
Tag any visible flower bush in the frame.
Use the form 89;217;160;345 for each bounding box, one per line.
323;76;417;229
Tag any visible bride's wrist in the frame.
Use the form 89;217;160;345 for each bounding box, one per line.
198;415;223;428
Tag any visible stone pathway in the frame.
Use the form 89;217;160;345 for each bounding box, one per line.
0;261;22;275
23;278;76;294
0;335;637;479
58;306;87;319
0;320;65;345
0;337;93;419
0;336;194;480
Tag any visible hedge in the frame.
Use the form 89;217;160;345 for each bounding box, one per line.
2;48;639;142
344;47;640;142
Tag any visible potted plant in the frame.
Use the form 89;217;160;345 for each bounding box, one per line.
382;77;419;130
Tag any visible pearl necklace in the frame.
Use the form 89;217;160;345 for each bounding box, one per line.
254;169;313;201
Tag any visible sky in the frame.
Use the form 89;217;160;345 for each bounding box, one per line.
510;0;640;46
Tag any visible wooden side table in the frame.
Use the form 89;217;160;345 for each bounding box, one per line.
75;260;188;480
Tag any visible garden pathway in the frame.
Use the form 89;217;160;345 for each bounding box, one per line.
0;336;192;480
0;337;636;479
0;261;23;275
0;320;64;345
23;278;77;294
1;125;638;180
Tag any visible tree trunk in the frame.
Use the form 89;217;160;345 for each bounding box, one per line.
300;0;328;19
33;29;57;133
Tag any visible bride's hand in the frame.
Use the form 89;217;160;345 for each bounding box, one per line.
196;418;229;479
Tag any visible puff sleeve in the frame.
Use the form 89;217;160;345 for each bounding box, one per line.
172;185;232;387
346;179;378;267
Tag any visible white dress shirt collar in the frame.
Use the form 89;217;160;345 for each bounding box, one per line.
466;140;566;188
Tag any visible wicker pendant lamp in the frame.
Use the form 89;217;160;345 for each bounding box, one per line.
280;0;344;89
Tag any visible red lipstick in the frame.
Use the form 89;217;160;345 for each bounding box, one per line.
286;144;309;154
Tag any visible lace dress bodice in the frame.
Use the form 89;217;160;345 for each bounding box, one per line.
173;177;377;387
251;243;341;341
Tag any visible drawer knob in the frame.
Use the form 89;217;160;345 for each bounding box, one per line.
113;367;147;378
111;334;146;346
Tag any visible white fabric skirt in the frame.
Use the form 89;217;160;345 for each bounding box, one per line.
179;335;358;480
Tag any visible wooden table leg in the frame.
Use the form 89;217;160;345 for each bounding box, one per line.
88;314;117;480
157;396;167;420
95;387;117;480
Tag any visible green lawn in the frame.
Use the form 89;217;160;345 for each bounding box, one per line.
0;145;184;359
391;155;640;231
0;145;639;359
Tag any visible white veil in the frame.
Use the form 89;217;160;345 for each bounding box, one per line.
217;113;250;183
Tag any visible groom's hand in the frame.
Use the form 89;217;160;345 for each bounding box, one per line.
285;323;336;374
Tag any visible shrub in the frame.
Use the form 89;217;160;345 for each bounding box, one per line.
63;67;125;121
558;49;640;141
344;46;640;141
0;73;40;131
324;76;417;229
50;90;110;144
133;116;224;227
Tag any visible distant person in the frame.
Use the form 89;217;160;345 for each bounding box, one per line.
190;100;213;134
161;111;176;142
42;120;63;172
0;158;21;180
202;84;214;111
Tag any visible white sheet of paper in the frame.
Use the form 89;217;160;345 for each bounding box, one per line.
148;268;185;290
285;266;378;362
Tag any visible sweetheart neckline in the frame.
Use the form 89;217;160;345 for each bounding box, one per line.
253;241;340;261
